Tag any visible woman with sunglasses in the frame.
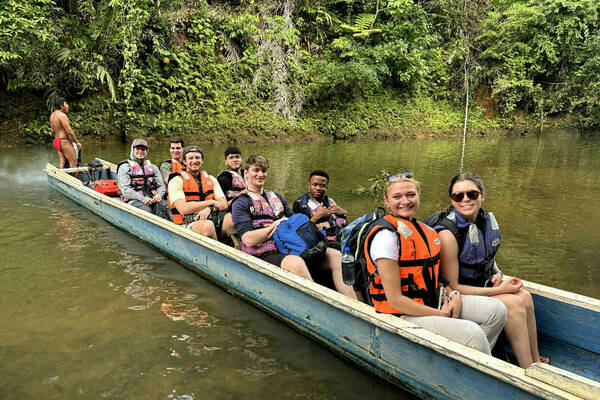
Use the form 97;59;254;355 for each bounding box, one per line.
362;173;507;355
437;172;548;367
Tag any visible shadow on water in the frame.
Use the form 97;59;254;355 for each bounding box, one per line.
1;132;599;398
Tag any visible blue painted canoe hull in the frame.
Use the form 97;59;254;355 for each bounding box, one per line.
46;163;599;400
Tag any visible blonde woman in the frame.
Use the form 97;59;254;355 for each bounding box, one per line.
361;173;507;354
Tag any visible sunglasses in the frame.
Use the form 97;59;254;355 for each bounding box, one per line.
450;190;481;202
387;171;414;182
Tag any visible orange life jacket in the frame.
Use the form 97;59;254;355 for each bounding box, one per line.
163;159;183;200
164;158;183;175
363;214;441;315
162;159;184;197
168;170;215;225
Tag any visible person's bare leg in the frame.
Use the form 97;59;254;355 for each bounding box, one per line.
61;140;78;177
494;293;534;367
57;149;67;169
281;255;313;280
220;213;236;240
516;289;548;363
192;220;217;240
315;248;357;299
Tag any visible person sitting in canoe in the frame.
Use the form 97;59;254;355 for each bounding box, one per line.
361;172;507;354
116;139;171;220
231;154;357;300
159;137;185;185
217;146;247;208
167;146;234;240
292;170;347;250
435;172;549;367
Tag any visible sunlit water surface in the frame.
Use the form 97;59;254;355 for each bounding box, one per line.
1;131;599;399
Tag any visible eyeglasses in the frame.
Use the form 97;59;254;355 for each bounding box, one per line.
386;171;414;182
450;190;481;202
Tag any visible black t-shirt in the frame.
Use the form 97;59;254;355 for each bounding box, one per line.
217;169;245;201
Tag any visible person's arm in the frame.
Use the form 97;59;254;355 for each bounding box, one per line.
489;261;504;286
377;258;451;317
210;176;229;211
326;197;347;219
172;198;217;216
438;230;519;296
232;196;282;246
152;165;166;199
59;113;80;147
310;205;329;223
159;162;171;184
117;165;145;202
240;220;285;247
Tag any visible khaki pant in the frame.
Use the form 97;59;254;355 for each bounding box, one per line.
402;295;507;354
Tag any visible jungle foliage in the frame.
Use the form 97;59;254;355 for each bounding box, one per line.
1;0;598;142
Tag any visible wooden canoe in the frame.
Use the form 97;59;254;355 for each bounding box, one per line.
45;160;600;400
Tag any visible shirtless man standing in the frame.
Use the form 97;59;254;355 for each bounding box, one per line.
50;97;81;170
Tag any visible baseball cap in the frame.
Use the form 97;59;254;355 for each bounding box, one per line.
183;146;204;158
132;138;149;149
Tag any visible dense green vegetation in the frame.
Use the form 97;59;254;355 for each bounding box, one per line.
1;0;598;143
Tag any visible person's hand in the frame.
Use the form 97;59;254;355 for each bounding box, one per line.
439;297;452;317
511;277;523;289
448;293;462;318
314;204;329;220
272;217;288;228
267;217;287;238
213;199;227;211
499;277;522;294
76;141;81;149
490;272;503;287
195;207;211;221
328;204;345;216
142;197;153;205
152;195;162;204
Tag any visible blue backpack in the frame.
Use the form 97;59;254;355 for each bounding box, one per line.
273;214;327;263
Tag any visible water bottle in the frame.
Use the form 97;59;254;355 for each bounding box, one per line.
341;247;356;286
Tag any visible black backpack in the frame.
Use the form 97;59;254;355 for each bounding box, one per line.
340;208;396;302
422;210;467;251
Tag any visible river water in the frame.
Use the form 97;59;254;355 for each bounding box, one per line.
1;132;598;399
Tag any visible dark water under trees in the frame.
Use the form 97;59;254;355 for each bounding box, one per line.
1;132;599;399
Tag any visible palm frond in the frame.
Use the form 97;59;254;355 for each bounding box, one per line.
56;47;72;64
96;65;116;102
354;14;375;31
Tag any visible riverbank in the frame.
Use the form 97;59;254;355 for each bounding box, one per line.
0;91;580;147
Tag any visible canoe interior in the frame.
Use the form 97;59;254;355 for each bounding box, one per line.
535;294;599;381
50;161;600;399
